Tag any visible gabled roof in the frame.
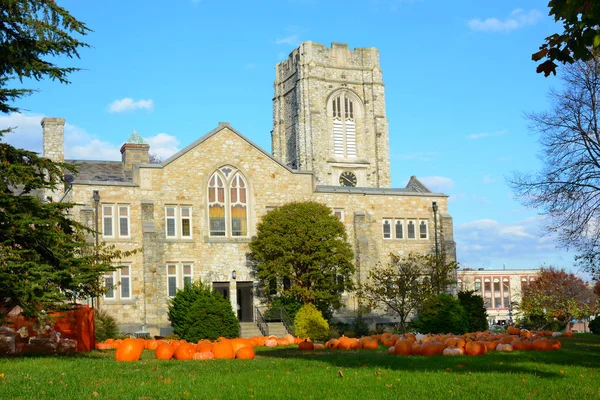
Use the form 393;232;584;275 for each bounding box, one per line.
405;175;431;193
145;122;310;175
65;160;134;185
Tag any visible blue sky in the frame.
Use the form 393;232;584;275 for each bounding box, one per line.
1;0;586;276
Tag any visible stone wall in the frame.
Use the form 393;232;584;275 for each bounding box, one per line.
272;41;390;188
69;126;452;336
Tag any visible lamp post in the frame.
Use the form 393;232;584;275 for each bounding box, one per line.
232;270;236;280
92;190;100;309
432;201;439;258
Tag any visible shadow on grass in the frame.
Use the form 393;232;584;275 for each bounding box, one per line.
254;335;600;379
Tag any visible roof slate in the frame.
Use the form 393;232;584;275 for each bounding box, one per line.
65;160;133;184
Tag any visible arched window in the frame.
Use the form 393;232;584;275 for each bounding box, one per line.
208;166;248;237
329;91;362;159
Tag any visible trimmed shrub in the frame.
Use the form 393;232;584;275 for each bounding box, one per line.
458;290;489;332
168;281;239;342
589;317;600;334
410;293;468;334
94;309;119;342
294;303;329;341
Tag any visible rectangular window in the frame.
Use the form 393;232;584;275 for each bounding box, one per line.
395;220;404;239
167;264;177;297
181;207;192;238
484;281;491;292
166;206;193;239
119;206;130;238
334;208;344;222
120;266;131;299
166;207;176;238
102;205;114;237
167;263;194;297
104;273;115;299
104;265;132;301
407;220;416;239
485;297;492;308
493;280;500;292
475;280;481;292
382;219;392;239
419;220;428;239
494;297;502;308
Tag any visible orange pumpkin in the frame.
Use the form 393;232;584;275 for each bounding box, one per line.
112;339;123;349
313;343;325;350
196;343;213;353
499;335;518;344
484;341;499;351
146;340;159;351
174;343;195;360
235;346;256;359
394;339;413;356
421;341;445;356
192;351;215;360
563;332;574;337
325;339;339;349
155;343;175;360
231;338;252;354
212;341;235;359
532;339;554;351
411;343;423;356
96;342;113;350
298;339;314;351
511;340;529;351
548;339;562;350
362;339;379;350
388;346;396;355
464;341;487;356
115;338;144;362
264;339;278;347
444;337;466;348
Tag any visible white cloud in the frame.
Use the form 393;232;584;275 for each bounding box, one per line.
467;129;507;140
418;176;455;192
0;113;178;162
455;216;573;268
144;133;180;160
0;112;121;160
108;98;154;113
275;34;300;46
468;9;542;33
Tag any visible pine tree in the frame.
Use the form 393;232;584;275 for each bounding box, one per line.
0;1;133;320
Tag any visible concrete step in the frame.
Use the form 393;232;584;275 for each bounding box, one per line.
239;322;264;338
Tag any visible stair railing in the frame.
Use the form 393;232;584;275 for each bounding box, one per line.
254;307;269;336
279;306;295;336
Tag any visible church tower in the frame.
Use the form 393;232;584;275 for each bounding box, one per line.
272;41;390;188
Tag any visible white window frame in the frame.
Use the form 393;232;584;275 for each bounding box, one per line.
407;220;417;239
165;206;193;239
419;220;428;239
104;265;132;301
102;204;114;238
208;167;249;238
167;263;194;298
118;205;130;239
102;204;131;239
394;219;404;239
382;219;392;239
333;208;344;222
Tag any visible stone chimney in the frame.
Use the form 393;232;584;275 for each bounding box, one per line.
41;117;65;162
121;129;150;170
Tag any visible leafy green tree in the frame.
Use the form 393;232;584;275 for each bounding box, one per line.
359;252;457;333
409;293;468;335
167;281;239;342
533;0;600;76
249;201;354;319
519;267;598;331
458;290;489;332
0;1;133;320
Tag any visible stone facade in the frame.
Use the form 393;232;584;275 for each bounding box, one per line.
40;42;456;336
272;42;390;188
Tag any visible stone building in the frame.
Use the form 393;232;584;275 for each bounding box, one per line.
42;42;456;336
457;268;540;326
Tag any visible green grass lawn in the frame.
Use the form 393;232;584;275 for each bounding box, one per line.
0;334;599;400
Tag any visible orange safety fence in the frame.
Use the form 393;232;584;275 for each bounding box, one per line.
0;305;95;355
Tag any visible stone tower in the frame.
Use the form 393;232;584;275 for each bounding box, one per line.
272;41;390;188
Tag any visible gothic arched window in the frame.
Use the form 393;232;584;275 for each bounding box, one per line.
329;91;362;159
208;166;248;237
